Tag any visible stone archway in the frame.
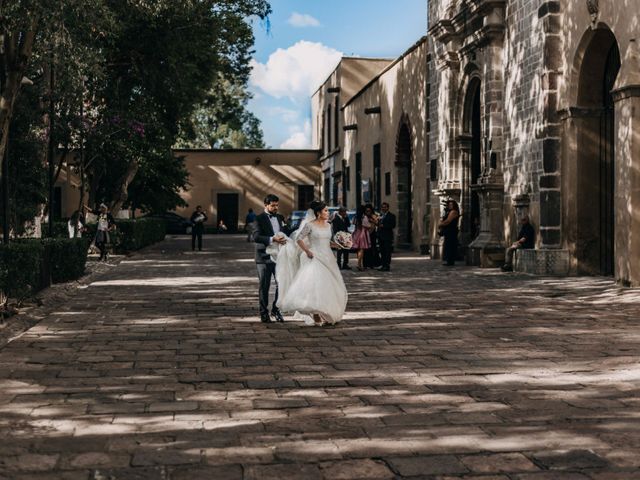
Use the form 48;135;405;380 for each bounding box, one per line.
572;28;620;276
461;77;482;248
396;122;412;246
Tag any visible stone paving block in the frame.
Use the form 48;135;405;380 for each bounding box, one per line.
61;452;131;469
171;464;243;480
147;401;198;413
385;455;469;476
512;473;592;480
0;453;59;472
252;397;309;409
244;463;323;480
460;453;539;474
530;449;610;470
319;459;394;479
88;467;166;480
130;449;201;466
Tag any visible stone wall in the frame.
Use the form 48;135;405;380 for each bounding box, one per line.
502;0;545;243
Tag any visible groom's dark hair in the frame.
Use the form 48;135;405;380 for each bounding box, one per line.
264;194;279;205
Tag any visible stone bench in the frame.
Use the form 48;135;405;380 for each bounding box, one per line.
514;248;570;276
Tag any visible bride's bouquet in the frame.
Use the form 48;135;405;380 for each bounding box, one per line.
266;231;287;261
333;231;353;249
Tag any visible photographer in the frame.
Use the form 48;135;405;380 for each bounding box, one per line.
190;205;208;251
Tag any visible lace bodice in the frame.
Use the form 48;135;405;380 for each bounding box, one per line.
297;221;332;248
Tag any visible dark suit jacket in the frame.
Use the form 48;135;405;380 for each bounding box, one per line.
377;212;396;243
331;214;351;235
251;212;286;264
190;211;208;233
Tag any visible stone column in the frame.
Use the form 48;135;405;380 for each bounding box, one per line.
466;14;506;268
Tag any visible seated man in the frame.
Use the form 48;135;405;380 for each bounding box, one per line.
501;215;535;272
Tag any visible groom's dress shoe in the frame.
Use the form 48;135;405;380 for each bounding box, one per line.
260;315;273;323
271;309;285;323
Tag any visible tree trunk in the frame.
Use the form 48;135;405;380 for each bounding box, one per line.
0;24;39;177
109;159;139;214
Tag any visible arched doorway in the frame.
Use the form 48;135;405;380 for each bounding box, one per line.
575;29;620;276
462;78;482;245
396;123;412;245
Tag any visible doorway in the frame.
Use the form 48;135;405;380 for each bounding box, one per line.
575;29;620;275
217;193;239;232
463;78;482;244
396;123;412;245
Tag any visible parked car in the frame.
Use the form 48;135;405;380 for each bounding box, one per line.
144;212;192;234
287;210;307;231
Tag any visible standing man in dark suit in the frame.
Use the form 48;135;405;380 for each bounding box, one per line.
331;207;351;270
190;205;207;251
377;202;397;272
251;194;287;323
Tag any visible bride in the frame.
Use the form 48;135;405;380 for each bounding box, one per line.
275;200;348;325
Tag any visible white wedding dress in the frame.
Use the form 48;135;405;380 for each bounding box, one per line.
275;212;348;324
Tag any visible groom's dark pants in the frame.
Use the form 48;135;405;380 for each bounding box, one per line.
257;262;279;317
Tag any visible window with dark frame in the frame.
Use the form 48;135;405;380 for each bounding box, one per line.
385;172;391;196
297;185;315;210
373;143;381;208
327;104;332;152
334;96;340;150
430;159;438;181
355;153;362;206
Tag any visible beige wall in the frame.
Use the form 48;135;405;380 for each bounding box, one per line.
312;58;393;152
340;38;429;250
55;155;82;219
174;149;321;229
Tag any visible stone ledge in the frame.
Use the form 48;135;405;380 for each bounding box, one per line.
514;248;570;276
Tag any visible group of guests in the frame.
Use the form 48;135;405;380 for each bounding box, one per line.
437;198;535;269
331;202;397;272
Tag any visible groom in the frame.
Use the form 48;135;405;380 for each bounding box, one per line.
252;194;288;323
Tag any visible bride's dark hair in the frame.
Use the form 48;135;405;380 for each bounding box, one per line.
309;200;327;217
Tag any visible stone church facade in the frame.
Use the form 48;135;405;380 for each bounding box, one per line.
428;0;640;286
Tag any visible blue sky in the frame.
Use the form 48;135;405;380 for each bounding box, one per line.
248;0;427;148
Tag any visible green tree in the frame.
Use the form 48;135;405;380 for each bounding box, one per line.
85;0;270;213
177;76;266;149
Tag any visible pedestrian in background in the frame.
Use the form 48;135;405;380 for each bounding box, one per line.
190;205;207;251
438;199;460;266
245;208;257;242
331;206;351;270
351;205;373;271
85;203;116;261
363;204;381;269
377;202;396;271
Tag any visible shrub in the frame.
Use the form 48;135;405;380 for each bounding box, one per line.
43;238;90;283
0;241;45;299
112;218;166;253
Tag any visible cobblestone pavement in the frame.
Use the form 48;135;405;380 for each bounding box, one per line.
1;235;639;480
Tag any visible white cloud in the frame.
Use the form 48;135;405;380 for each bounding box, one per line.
280;120;312;149
287;12;321;28
269;107;299;123
250;41;342;101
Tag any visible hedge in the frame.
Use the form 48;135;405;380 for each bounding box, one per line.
1;219;165;303
44;238;91;283
113;218;166;253
46;217;166;253
0;241;44;299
